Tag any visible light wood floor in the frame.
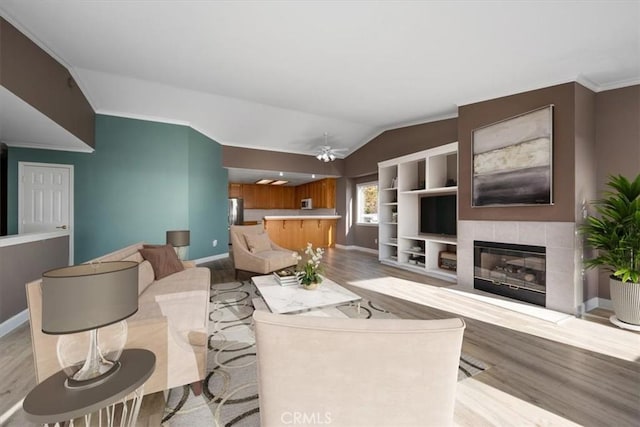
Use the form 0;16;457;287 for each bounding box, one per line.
2;248;639;426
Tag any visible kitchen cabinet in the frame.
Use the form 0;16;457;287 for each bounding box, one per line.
228;178;335;210
263;216;340;250
229;183;242;198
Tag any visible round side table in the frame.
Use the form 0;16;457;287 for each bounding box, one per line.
23;348;155;426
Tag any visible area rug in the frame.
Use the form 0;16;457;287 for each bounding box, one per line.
162;281;488;426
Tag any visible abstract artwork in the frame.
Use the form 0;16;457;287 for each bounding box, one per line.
472;105;553;206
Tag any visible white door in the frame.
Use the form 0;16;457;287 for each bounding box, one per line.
19;163;73;234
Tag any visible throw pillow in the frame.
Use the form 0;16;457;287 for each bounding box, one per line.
137;260;155;295
244;233;272;253
139;244;184;280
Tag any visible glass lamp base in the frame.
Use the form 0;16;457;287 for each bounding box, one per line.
57;321;128;389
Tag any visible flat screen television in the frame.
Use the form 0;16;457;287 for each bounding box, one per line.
420;195;457;236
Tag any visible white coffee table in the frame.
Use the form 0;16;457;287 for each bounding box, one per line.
251;274;362;315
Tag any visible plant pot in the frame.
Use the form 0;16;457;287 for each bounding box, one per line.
610;277;640;326
302;282;319;290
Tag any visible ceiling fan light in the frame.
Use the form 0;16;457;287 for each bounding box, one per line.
329;153;336;161
316;153;323;160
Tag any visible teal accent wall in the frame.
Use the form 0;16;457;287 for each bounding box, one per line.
8;115;228;262
187;128;229;259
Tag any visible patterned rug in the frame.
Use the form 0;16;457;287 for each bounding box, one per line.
162;281;488;426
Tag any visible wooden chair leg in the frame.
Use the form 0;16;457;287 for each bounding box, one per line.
190;381;203;396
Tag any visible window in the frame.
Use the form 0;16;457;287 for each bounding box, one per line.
357;182;378;224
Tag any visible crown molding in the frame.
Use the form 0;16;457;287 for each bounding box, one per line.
4;140;94;153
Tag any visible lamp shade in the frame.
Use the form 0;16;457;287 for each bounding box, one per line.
166;230;190;247
41;261;139;335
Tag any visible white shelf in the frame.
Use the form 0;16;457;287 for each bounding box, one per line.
401;234;457;245
401;186;457;196
402;250;425;256
378;141;458;281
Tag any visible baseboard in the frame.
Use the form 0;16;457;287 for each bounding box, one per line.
335;244;378;255
584;297;613;312
194;252;229;265
0;309;28;339
598;298;613;310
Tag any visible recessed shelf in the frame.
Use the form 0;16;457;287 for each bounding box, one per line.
378;141;458;281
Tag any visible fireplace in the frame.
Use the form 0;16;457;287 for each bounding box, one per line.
474;241;546;306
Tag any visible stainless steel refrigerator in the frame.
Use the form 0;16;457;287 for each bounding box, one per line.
228;198;244;244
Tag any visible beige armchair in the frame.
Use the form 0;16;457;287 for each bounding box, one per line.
253;310;465;427
230;224;297;278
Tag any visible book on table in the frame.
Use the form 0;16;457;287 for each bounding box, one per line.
273;269;301;286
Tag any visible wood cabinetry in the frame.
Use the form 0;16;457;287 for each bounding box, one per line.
229;183;242;198
264;217;338;250
228;178;335;210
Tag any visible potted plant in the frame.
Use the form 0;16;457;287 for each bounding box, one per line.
295;243;325;290
582;173;640;328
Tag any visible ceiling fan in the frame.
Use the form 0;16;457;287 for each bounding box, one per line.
315;133;346;162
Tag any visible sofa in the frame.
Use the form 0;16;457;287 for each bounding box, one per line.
26;242;211;396
230;224;297;277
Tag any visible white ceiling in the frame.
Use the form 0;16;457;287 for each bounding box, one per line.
1;1;639;156
227;168;334;187
0;86;92;152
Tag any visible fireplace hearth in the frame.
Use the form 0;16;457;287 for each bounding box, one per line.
474;241;546;306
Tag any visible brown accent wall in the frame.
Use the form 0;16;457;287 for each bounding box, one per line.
0;235;69;323
458;82;576;221
345;118;458;177
595;85;640;194
0;18;95;148
223;145;344;176
349;174;379;249
574;84;598;300
594;84;640;298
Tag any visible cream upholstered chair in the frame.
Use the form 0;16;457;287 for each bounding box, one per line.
253;310;465;427
230;224;297;278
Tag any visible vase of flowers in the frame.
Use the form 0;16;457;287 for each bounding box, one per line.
295;243;325;290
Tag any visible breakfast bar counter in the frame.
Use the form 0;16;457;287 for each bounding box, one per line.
263;216;341;250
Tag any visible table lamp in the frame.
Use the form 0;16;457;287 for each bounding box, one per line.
41;261;139;389
166;230;190;260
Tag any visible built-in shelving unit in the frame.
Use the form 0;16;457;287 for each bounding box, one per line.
378;142;458;282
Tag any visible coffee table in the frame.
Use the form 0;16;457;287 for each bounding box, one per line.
251;274;361;315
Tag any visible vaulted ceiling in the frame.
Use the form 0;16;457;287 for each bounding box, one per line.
1;1;638;157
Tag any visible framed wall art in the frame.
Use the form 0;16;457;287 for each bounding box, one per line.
472;105;553;207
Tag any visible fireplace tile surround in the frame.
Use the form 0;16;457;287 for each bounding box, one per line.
457;220;582;315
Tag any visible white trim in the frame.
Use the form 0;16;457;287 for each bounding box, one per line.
0;230;68;247
597;298;613;311
584;297;599;313
355;222;379;227
595;77;640;92
583;297;614;313
194;252;229;265
0;309;28;338
18;162;75;264
95;109;192;128
0;398;25;426
4;140;94;153
335;244;379;255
